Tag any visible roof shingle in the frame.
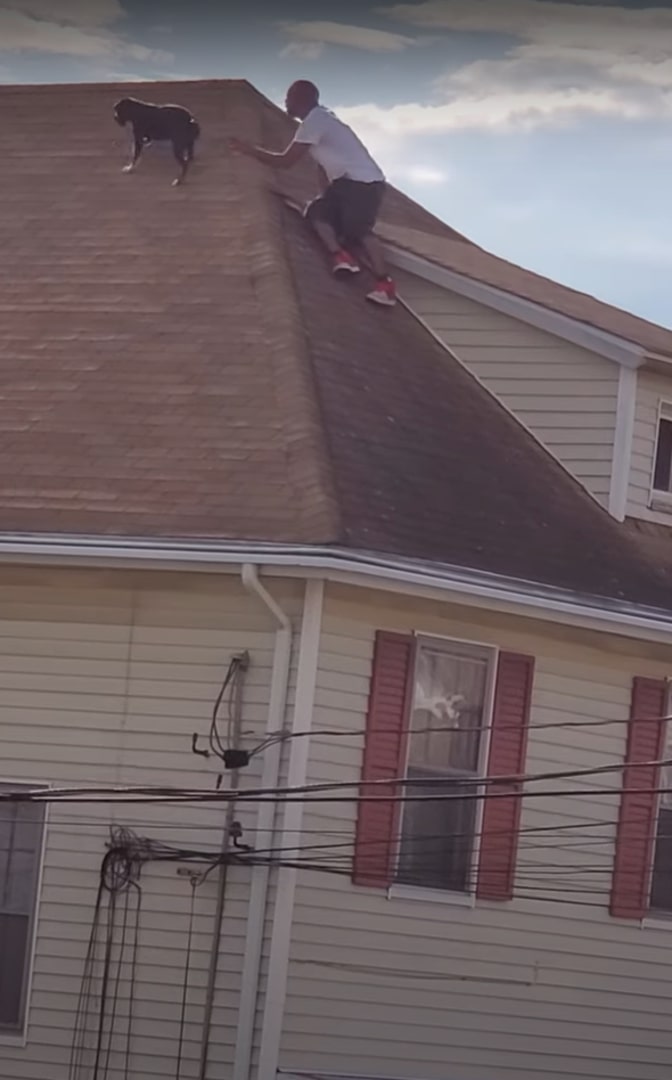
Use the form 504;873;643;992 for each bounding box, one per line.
2;77;672;611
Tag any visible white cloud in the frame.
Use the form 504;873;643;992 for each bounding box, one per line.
0;0;171;62
404;165;448;185
280;19;416;54
1;1;124;25
280;41;324;61
373;0;672;130
320;102;450;189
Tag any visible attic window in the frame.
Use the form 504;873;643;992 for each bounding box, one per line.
653;404;672;496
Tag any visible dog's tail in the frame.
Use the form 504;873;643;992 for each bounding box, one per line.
190;118;201;141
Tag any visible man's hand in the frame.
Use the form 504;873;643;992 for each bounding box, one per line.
227;138;309;170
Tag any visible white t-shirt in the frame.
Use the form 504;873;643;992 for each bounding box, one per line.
292;105;385;184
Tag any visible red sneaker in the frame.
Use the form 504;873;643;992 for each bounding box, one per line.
366;277;397;306
332;250;360;274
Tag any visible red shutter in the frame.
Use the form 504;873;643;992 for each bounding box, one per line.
476;651;535;902
610;677;667;920
352;631;415;888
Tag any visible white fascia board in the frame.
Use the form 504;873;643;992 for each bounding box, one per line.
385;245;646;370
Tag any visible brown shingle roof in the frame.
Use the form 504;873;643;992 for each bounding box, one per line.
2;77;672;611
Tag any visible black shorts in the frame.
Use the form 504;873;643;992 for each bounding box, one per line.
305;178;386;247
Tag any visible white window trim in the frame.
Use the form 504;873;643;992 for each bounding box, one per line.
0;778;49;1048
642;913;672;932
643;681;672;925
648;400;672;513
388;630;498;905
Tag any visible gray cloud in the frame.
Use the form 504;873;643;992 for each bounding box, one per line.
279;19;417;55
0;0;171;63
376;0;672;128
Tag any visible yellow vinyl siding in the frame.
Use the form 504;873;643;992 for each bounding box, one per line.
398;270;619;507
0;566;302;1080
278;583;672;1080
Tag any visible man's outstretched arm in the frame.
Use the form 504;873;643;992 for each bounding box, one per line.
228;138;310;169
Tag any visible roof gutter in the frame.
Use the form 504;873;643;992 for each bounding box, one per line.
1;533;672;642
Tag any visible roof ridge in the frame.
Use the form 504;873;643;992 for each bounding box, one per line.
0;78;249;92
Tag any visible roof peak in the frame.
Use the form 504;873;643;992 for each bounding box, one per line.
0;76;252;91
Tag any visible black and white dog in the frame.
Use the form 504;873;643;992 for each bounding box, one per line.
114;97;201;186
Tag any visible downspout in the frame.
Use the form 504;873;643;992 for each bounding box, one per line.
256;578;324;1080
233;564;293;1080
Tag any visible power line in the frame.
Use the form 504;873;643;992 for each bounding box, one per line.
1;753;670;805
0;780;664;808
251;708;662;755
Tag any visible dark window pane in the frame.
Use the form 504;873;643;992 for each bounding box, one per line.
0;787;45;1030
397;769;477;893
0;913;30;1029
651;807;672;912
653;419;672;492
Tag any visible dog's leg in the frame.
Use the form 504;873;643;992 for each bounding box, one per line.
171;141;190;187
122;130;144;174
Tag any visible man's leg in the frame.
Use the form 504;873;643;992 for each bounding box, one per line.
305;188;360;274
357;233;389;279
341;182;397;306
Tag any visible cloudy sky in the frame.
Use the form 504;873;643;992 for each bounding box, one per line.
2;0;672;326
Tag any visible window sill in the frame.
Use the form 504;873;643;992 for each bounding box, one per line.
649;491;672;515
387;883;475;908
0;1033;27;1048
643;913;672;931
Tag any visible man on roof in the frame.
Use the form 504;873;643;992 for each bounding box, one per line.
228;80;396;307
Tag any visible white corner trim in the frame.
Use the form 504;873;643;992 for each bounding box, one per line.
609;366;638;520
256;578;324;1080
385;245;646;370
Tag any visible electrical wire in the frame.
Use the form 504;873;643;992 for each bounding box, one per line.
57;820;672;1036
249;709;669;756
68;828;145;1080
2;752;671;806
209;654;246;758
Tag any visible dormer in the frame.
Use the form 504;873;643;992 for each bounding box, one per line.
379;227;672;527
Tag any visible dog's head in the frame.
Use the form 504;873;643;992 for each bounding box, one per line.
113;98;137;127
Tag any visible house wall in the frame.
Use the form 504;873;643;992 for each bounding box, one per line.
0;564;304;1080
628;367;672;521
278;583;672;1080
397;270;619;507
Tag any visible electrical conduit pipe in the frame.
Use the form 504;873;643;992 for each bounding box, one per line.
231;564;293;1080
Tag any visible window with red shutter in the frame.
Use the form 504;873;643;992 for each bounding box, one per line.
352;631;415;887
610;677;668;920
352;634;534;900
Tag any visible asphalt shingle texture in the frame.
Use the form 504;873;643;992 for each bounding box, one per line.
2;77;672;610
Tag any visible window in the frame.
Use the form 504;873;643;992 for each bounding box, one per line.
652;405;672;496
650;712;672;915
0;785;45;1033
396;639;494;894
650;771;672;913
